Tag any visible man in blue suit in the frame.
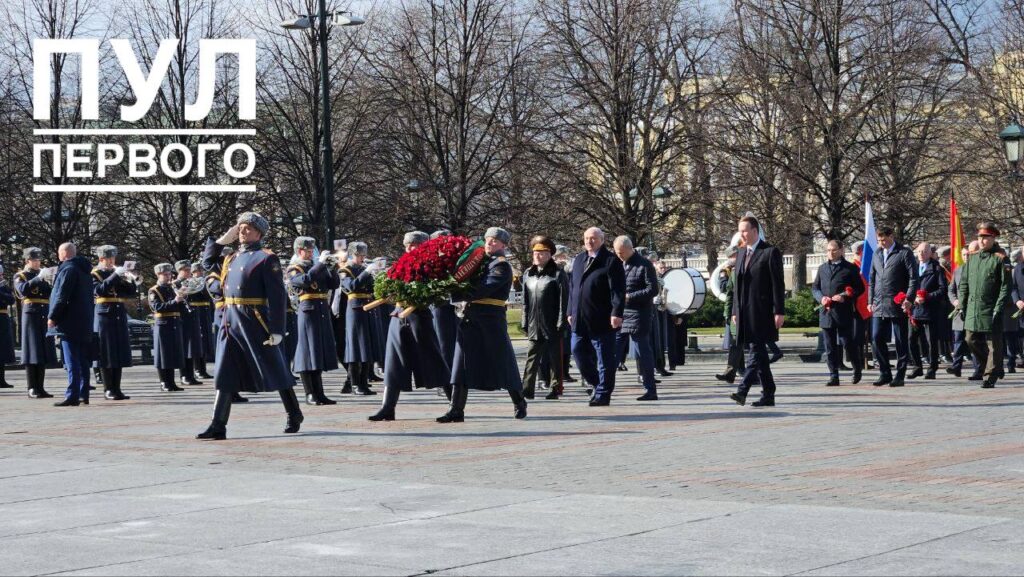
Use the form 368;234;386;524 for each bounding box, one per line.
47;243;95;407
568;227;625;406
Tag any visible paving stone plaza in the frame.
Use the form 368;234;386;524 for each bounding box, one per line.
0;357;1022;576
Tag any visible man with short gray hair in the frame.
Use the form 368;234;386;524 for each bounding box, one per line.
612;235;659;401
48;242;96;406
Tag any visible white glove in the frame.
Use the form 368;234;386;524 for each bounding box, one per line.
264;333;283;346
39;267;57;285
365;262;382;275
216;225;239;245
318;251;333;264
113;266;126;277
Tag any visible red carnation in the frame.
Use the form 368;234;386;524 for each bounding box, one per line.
844;286;854;297
916;289;928;301
894;292;907;305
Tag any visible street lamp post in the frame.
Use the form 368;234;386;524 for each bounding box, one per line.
281;8;365;249
999;121;1024;178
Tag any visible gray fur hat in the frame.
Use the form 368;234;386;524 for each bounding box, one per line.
154;263;174;275
23;247;42;260
95;245;117;259
190;262;202;272
404;231;429;246
430;229;452;240
236;211;269;236
554;245;570;257
293;236;316;252
349;241;368;256
484;227;511;244
174;260;191;272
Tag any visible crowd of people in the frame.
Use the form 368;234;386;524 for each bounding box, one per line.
0;212;1012;439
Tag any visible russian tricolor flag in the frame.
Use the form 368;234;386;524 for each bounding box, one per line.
860;202;877;278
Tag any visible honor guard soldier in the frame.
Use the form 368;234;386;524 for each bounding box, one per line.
91;245;136;400
14;247;57;398
339;241;382;395
287;236;341;405
172;260;204;386
196;212;304;440
284;270;299;374
191;262;215;379
368;231;451;421
0;264;16;388
149;263;186;391
437;227;527;423
202;246;248;403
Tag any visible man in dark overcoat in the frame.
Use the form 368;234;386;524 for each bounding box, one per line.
812;239;865;387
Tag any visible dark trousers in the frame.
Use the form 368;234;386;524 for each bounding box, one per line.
737;342;775;400
572;331;617;400
950;329;976;371
966;330;1003;379
909;320;939;372
850;315;869;369
653;310;667;372
523;334;563;394
823;326;858;378
616;329;656;393
61;339;91;402
1005;331;1020;369
872;316;909;378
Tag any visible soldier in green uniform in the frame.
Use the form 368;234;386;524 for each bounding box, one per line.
958;222;1011;388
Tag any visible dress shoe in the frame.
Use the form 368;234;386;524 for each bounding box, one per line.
946;367;961;377
368;373;383;383
0;382;13;388
715;372;736;384
889;379;905;387
852;370;862;385
524;390;535;400
436;411;464;423
104;391;130;400
161;384;184;392
769;352;784;364
1008;366;1017;374
872;378;891;387
907;367;924;379
54;399;79;407
967;373;984;381
315;395;337;405
80;399;89;405
826;377;840;387
196;422;227;440
617;363;628;371
28;389;53;399
340;383;353;394
563;375;576;383
653;378;661;384
368;408;396;421
284;413;304;434
514;400;528;419
231;393;249;403
657;369;673;377
636;392;659;401
355;386;377;396
588;397;610;407
729;393;746;406
981;378;996;388
752;398;775;407
924;371;936;380
545;389;561;400
198;372;214;379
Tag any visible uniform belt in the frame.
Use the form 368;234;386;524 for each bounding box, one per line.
190;301;211;307
300;293;330;301
153;312;180;318
215;301;225;309
95;297;132;304
22;298;48;305
347;293;372;299
471;298;507;307
224;297;268;306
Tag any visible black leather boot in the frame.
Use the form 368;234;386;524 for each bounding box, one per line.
231;392;249;403
300;371;315;404
312;371;336;405
27;365;52;398
94;367;104;384
161;369;183;391
181;359;202;385
368;383;399;421
441;384;453;401
508;387;528;419
111;368;130;400
436;384;467;423
197;360;214;379
280;388;304;433
0;366;12;388
196;390;232;440
355;362;376;395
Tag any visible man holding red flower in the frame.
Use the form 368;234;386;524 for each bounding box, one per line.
909;243;948;380
813;239;865;386
868;225;919;387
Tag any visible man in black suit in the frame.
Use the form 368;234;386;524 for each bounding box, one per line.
568;227;626;406
908;243;948;380
730;216;785;407
868;226;919;387
812;239;865;386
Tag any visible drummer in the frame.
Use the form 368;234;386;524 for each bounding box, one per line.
613;236;660;401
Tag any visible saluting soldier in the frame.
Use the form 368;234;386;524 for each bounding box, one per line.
172;260;204;386
149;263;186;391
438;227;527;423
14;247;57;398
196;212;304;440
287;236;341;405
91;245;135;400
340;242;383;396
191;262;215;379
368;232;451;421
0;264;16;388
202;246;248;403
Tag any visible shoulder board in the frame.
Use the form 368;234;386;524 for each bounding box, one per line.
91;269;103;280
287;264;304;274
262;248;275;255
497;256;507;262
15;272;26;281
340;266;354;277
